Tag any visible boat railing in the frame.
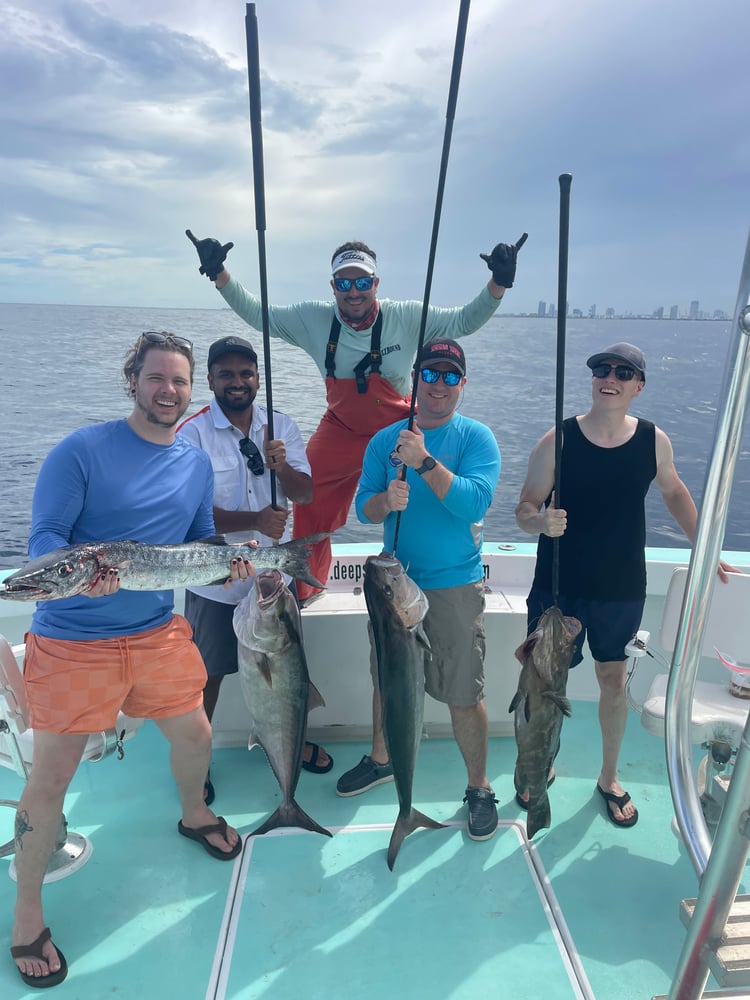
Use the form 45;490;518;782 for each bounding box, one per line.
661;228;750;999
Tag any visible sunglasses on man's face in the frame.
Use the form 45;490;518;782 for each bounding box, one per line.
239;437;264;476
333;276;375;292
591;363;637;382
420;367;462;387
139;331;193;350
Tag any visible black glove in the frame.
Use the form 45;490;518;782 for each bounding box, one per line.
480;232;528;288
186;229;234;281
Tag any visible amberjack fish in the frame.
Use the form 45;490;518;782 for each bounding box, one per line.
510;605;581;839
0;533;327;601
234;570;331;838
364;552;444;870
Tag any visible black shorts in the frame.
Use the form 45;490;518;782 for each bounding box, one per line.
526;587;645;667
184;591;238;678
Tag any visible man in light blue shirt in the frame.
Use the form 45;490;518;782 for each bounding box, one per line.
336;338;502;841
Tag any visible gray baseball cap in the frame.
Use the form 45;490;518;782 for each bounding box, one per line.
586;342;645;381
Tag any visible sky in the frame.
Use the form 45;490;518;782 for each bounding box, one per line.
1;0;748;317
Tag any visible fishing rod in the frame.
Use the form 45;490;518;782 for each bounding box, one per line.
552;172;572;604
245;2;277;507
392;0;471;555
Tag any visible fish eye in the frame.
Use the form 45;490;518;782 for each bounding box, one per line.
57;563;75;577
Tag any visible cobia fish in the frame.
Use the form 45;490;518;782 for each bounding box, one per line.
364;552;444;870
233;570;331;838
0;533;327;601
510;605;581;839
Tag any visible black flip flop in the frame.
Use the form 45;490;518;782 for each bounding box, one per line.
11;927;68;988
177;816;242;860
596;784;639;827
301;741;334;774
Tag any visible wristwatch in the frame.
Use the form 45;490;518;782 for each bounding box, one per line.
415;456;437;476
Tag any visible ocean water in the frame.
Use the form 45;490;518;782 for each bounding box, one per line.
1;302;748;570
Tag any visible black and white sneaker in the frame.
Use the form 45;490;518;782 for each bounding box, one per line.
336;755;394;797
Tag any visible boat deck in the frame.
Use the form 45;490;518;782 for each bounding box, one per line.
0;700;730;1000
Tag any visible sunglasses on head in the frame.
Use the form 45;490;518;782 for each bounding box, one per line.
138;331;193;351
420;367;462;387
239;437;264;476
333;276;375;292
591;363;637;382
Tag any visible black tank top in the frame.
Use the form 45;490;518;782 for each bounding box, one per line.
532;416;657;600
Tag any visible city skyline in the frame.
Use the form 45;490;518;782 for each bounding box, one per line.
531;299;729;321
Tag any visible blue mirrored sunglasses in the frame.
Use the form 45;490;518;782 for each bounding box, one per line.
333;276;375;292
420;367;462;387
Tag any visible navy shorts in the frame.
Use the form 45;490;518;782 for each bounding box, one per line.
184;591;238;678
526;587;645;667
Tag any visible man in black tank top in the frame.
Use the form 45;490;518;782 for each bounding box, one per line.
514;343;734;829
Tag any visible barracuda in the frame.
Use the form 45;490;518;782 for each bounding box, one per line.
0;533;327;601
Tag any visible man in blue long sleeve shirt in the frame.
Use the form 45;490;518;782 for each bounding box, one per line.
336;338;502;841
11;334;249;989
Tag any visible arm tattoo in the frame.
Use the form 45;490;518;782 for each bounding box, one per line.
15;809;34;851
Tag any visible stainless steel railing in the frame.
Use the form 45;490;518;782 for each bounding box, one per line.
665;228;750;999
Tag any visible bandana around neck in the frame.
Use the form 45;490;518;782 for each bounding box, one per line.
344;301;379;332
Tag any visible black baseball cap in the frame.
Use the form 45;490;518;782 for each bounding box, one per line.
207;336;258;371
418;338;466;375
586;342;645;381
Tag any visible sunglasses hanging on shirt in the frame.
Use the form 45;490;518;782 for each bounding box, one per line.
239;437;265;476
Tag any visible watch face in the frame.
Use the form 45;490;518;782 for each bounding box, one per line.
418;457;436;474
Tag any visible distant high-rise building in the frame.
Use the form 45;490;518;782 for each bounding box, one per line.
689;300;699;319
669;305;679;320
605;307;615;319
653;306;664;319
537;300;547;317
548;304;556;319
588;304;596;319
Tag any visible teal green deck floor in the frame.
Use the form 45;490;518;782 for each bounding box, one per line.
0;702;728;999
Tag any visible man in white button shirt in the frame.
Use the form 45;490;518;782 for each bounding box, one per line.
179;336;332;804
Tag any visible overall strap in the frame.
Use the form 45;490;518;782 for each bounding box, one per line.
352;312;383;394
325;314;342;379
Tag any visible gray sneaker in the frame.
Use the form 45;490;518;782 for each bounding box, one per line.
463;786;499;840
336;754;394;797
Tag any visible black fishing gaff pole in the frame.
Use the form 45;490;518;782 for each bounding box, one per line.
392;0;471;555
245;3;277;508
552;173;572;604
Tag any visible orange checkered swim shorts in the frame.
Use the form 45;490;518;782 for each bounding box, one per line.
23;615;206;734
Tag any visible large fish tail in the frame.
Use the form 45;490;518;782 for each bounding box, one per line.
386;808;444;871
526;795;552;840
263;535;328;590
251;799;332;839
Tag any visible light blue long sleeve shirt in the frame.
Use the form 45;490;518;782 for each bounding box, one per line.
356;413;501;590
29;420;215;640
220;278;501;398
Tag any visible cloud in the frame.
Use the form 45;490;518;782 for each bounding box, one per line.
0;0;747;314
